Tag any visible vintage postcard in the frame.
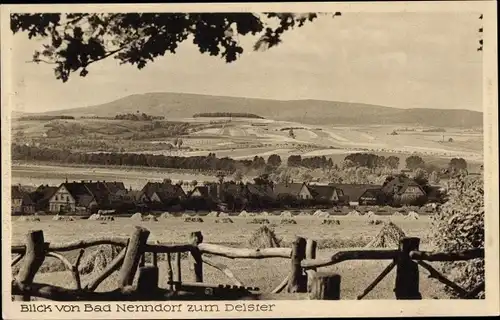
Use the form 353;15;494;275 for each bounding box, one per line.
1;1;498;319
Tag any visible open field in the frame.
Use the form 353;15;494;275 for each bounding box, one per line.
13;214;451;299
11;163;219;190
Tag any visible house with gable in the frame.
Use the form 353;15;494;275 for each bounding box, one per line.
308;184;341;204
273;182;313;200
29;184;58;212
139;181;186;208
381;175;427;205
11;185;35;214
329;184;382;206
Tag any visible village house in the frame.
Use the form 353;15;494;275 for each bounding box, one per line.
139;181;186;207
48;180;125;213
358;188;386;205
29;184;59;212
273;182;313;200
329;184;381;206
11;185;35;214
308;184;341;203
381;176;427;205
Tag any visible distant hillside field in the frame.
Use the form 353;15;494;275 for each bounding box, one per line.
35;92;483;128
193;112;264;119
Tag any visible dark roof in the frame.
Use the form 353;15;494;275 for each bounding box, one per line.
30;185;58;207
141;182;186;199
329;184;381;202
246;184;275;198
273;183;305;196
309;185;337;200
103;181;126;194
189;186;211;198
359;188;384;199
12;186;35;206
381;177;425;195
11;186;23;199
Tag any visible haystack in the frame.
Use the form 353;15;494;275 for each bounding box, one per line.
88;213;114;221
52;215;75;221
298;211;309;216
280;218;297;225
130;212;143;220
365;222;406;248
248;225;281;248
248;218;270;224
215;217;234;224
143;214;158;222
239;210;249;217
160;212;174;218
366;211;376;218
368;219;383;225
347;210;361;217
219;212;230;217
260;211;270;217
17;215;40;222
182;213;191;218
79;245;122;275
392;211;403;217
313;209;326;217
280;211;293;218
207;211;219;217
322;219;340;225
406;211;419;220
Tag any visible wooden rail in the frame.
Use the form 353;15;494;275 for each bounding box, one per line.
10;227;485;301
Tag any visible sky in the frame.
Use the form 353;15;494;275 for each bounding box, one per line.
10;12;483;113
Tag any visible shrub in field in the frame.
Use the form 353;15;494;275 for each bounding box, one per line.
431;174;484;298
247;218;270;224
321;219;340;225
248;225;281;248
280;219;297;225
184;217;204;223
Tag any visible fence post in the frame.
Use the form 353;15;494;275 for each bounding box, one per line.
136;266;159;299
309;272;341;300
305;239;317;292
166;253;174;291
394;237;422;300
174;252;182;291
14;230;46;301
288;236;307;293
189;231;203;283
118;226;150;288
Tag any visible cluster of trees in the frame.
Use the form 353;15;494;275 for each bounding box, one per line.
287;155;334;169
114;112;165;121
343;153;400;169
19;115;75;121
406;155;468;173
193;112;264;119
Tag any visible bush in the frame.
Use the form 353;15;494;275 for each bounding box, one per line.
431;174;484;298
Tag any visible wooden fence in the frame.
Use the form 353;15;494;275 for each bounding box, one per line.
11;226;484;301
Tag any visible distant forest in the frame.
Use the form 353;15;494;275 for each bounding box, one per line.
193;113;264;119
19;115;75;120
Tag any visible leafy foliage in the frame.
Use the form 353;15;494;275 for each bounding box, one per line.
431;174;484;298
405;155;425;170
10;12;338;82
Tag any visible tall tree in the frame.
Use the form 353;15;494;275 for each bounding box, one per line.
10;13;342;82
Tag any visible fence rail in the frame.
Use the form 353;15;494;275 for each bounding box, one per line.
11;226;485;301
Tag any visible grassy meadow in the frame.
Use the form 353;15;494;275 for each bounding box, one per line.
12;214;451;299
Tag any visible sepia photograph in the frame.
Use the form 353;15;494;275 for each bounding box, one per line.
1;1;498;318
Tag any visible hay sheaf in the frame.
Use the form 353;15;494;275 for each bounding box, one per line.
143;214;158;222
17;216;40;222
207;211;219;217
248;225;281;248
79;245;123;275
406;211;420;220
280;218;297;225
280;211;293;218
130;212;143;220
365;222;406;248
219;212;230;217
247;218;270;225
215;217;234;224
88;213;114;221
346;210;361;217
322;219;340;225
160;212;174;218
184;217;204;223
392;211;404;217
52;215;75;221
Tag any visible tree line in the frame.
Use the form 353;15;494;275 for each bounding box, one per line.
193;112;264;119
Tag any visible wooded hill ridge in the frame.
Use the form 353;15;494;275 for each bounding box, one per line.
35;92;482;128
